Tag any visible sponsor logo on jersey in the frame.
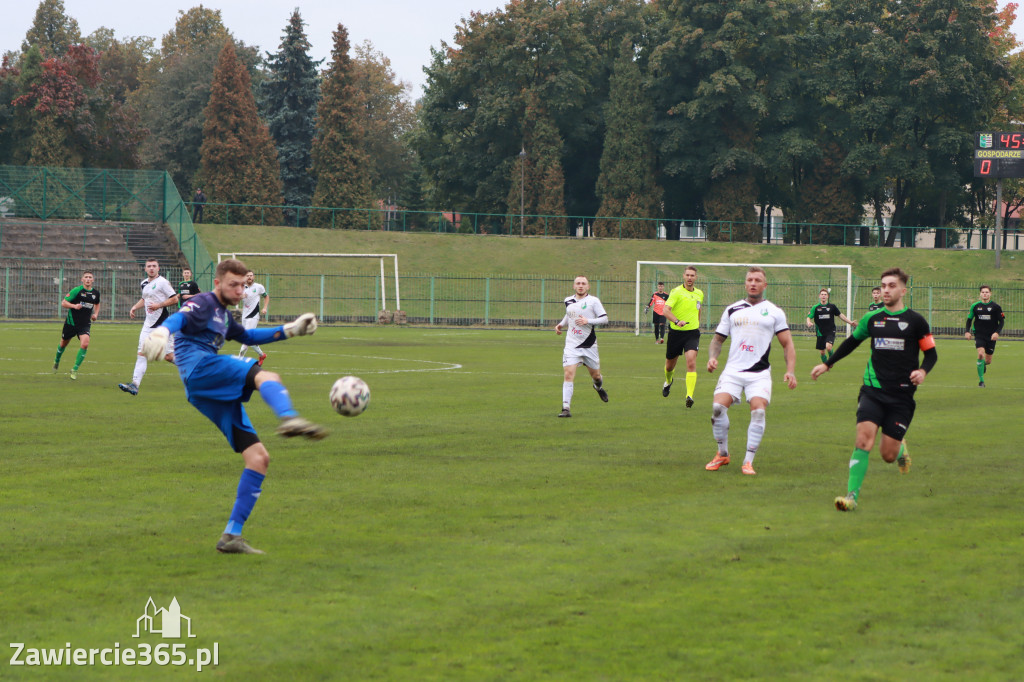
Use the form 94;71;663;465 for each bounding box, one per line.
740;342;756;352
873;337;905;351
873;320;886;327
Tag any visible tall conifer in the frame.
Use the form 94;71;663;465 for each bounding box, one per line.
200;41;283;225
261;10;321;224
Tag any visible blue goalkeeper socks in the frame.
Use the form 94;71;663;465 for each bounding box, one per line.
259;380;298;418
225;468;265;536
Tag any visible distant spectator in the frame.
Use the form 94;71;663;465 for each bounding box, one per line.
192;188;206;223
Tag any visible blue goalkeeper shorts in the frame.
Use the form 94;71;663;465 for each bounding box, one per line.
184;355;260;452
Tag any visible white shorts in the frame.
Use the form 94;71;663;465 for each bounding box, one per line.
714;368;772;404
242;315;260;330
563;345;600;370
137;326;175;355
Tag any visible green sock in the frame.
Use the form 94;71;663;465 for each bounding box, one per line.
74;348;87;370
847;448;870;500
977;359;985;382
665;368;675;385
54;346;66;366
820;353;828;363
897;442;905;459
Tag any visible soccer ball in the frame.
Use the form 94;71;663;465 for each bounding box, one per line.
329;376;370;417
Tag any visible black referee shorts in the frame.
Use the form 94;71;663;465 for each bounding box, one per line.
856;385;916;441
666;328;700;360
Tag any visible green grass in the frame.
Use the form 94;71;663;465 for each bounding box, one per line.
2;322;1023;680
197;223;1024;285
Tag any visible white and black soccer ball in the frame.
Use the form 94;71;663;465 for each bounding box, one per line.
329;376;370;417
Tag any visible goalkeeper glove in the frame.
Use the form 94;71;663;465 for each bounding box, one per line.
283;312;318;338
142;327;170;361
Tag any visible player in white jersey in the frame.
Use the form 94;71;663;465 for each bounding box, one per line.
704;267;797;475
118;259;179;395
554;275;609;417
237;270;270;365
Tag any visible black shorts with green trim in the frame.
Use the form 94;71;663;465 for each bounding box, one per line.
856;385;916;441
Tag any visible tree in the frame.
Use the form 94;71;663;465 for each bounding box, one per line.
261;10;321;224
351;40;417;208
593;44;661;238
134;7;260;191
310;24;373;229
22;0;81;58
200;41;283;225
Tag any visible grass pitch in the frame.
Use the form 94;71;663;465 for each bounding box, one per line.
2;322;1022;680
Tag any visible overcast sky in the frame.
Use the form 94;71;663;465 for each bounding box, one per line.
1;0;1022;101
0;0;507;99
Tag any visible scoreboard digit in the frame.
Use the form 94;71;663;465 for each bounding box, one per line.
974;132;1024;178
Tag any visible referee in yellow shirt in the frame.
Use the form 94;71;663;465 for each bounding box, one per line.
661;265;704;407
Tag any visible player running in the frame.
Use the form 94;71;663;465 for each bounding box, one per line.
555;275;609;417
644;282;669;343
141;258;326;554
965;285;1004;387
660;266;703;407
237;271;269;365
54;270;101;380
705;267;797;475
811;268;937;512
806;288;854;363
118;259;178;395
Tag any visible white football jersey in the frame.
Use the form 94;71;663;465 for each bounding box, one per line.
241;282;266;319
560;294;608;349
139;275;177;329
715;299;789;373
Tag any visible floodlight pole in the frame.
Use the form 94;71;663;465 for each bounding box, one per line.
519;147;527;237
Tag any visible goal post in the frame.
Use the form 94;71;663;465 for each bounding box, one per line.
217;252;400;323
635;261;853;337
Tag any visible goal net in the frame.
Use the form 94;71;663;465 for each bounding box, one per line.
635;261;854;337
216;252;400;324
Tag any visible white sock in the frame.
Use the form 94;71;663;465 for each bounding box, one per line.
712;403;729;455
562;381;574;409
132;354;148;386
238;344;249;357
745;408;766;464
252;345;264;355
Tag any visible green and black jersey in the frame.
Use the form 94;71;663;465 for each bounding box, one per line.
64;285;100;327
966;301;1004;339
826;307;937;395
178;279;200;309
807;303;842;337
867;302;884;312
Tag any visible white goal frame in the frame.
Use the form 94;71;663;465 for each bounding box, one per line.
635;261;852;336
218;252;401;311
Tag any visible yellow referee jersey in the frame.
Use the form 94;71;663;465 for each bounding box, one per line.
665;284;703;331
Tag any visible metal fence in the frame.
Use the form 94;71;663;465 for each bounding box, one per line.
1;259;1015;337
184;199;1023;250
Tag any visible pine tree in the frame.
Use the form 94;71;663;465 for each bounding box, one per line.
200;41;284;225
311;24;373;229
261;10;321;225
594;45;661;238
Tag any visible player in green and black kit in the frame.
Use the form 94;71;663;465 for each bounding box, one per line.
965;285;1004;388
866;286;883;312
178;268;201;309
806;288;855;363
54;271;102;379
811;268;937;511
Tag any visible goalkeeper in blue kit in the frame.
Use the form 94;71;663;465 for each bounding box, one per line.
142;258;326;554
